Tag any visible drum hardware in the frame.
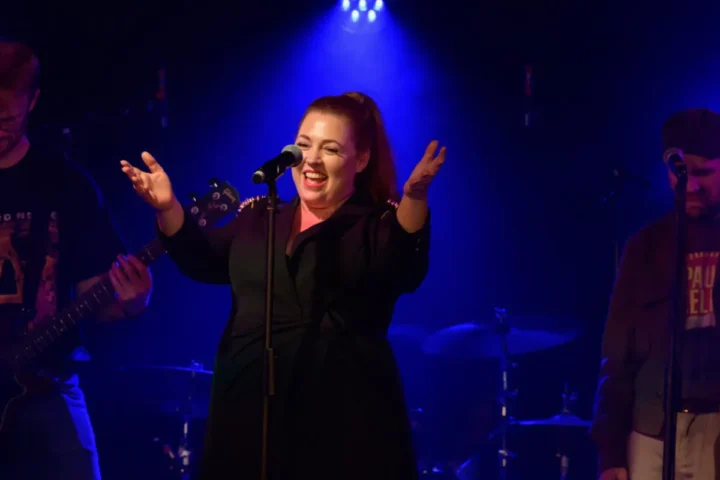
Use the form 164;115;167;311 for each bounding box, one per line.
510;383;590;429
424;310;585;480
494;307;515;480
117;360;213;479
419;464;459;478
511;383;591;480
153;437;191;478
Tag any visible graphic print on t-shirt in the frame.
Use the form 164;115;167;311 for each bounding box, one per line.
0;211;59;329
687;252;719;330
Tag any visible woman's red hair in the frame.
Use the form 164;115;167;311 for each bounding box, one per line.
302;92;399;204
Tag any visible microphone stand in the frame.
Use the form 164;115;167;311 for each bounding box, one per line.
260;179;278;480
601;181;622;272
662;163;688;480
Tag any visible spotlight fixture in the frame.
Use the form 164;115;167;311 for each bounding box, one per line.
340;0;384;23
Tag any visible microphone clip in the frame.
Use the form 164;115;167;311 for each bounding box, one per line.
669;156;688;180
664;148;688;181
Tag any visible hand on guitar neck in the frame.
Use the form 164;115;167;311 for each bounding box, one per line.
71;253;153;324
15;253;153;368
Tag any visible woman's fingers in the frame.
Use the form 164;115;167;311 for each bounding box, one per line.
141;151;164;173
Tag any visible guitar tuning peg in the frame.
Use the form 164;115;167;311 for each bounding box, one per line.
208;178;220;188
189;192;198;203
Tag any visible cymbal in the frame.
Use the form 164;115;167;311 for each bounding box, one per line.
387;324;430;346
422;323;577;358
113;362;213;418
117;363;213;376
511;412;591;428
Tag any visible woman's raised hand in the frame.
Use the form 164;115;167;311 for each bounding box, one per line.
120;152;176;211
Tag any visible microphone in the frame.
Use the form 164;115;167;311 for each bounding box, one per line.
664;147;687;178
252;145;303;184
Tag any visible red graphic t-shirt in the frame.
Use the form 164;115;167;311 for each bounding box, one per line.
686;252;719;330
682;222;720;400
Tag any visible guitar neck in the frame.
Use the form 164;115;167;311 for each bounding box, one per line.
14;238;166;367
9;177;241;372
70;239;165;318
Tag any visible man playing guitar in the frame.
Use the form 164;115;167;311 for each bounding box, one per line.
0;40;153;479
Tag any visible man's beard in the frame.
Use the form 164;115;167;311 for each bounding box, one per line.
0;133;21;159
0;112;30;161
686;202;720;222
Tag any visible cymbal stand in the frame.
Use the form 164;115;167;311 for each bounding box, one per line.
555;383;578;480
156;416;191;479
179;361;204;479
156;420;192;479
494;307;515;480
178;414;191;480
160;360;203;479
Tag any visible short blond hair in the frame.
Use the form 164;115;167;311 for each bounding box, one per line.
0;41;40;94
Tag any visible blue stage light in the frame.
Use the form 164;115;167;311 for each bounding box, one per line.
339;0;383;22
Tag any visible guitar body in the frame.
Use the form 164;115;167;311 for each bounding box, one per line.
0;314;95;433
0;372;24;434
0;179;240;434
0;310;36;435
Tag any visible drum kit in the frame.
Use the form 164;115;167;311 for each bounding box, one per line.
392;307;592;480
113;360;213;479
111;307;590;479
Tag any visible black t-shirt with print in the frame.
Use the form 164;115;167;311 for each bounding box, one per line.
682;220;720;400
0;145;125;358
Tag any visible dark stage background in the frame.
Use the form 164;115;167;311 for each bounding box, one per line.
4;1;720;478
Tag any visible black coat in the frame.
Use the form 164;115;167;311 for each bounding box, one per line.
159;192;430;480
590;211;720;472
